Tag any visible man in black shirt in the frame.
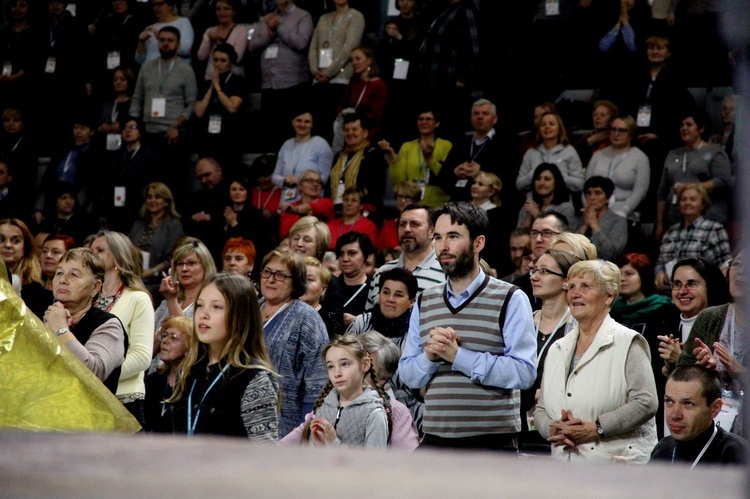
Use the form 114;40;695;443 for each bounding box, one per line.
650;365;746;466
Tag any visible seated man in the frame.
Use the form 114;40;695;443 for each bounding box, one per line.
650;365;746;466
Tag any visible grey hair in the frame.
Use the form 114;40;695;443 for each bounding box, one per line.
568;259;621;297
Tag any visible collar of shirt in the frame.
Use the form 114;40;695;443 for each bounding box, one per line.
446;268;485;307
473;128;495;145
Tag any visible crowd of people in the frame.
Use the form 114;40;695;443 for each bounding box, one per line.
0;0;746;467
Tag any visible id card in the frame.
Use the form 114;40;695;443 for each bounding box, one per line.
106;133;122;151
45;57;56;74
637;105;652;127
455;179;468;188
715;392;740;432
114;186;126;207
264;45;279;59
151;98;166;117
2;62;11;76
208;115;222;134
283;186;298;201
107;51;121;70
545;0;559;16
416;180;426;201
393;59;409;80
319;47;333;69
334;181;345;205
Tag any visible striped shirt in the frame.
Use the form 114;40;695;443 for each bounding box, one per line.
365;249;445;311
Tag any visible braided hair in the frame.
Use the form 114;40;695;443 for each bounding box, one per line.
302;334;392;443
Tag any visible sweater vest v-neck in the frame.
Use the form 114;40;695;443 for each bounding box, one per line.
418;276;520;437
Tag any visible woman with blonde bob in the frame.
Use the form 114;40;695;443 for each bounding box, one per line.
154;237;217;334
169;273;279;439
535;259;658;463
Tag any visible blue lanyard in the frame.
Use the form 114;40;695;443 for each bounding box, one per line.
187;363;230;436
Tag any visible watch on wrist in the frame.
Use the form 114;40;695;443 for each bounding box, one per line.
56;327;70;336
595;419;605;437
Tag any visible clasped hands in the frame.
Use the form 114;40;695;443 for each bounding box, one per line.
309;416;337;446
693;338;745;378
425;326;461;363
453;161;480;179
548;409;598;452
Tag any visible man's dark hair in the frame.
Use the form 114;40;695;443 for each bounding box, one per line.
535;209;569;233
158;26;181;41
397;203;433;227
379;267;419;299
584;176;615;198
335;231;375;260
343;111;371;131
431;202;488;242
669;365;721;405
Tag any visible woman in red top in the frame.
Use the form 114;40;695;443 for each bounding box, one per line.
339;46;387;141
326;187;378;250
279;169;335;239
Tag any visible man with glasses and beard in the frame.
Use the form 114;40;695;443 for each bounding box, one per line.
399;202;536;451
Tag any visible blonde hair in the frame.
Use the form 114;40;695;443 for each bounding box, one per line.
475;171;502;205
139;182;181;220
170;237;217;300
156;316;195;374
550;232;597;260
0;218;41;285
94;231;150;295
567;259;621;297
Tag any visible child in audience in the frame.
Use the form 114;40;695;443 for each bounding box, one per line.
281;334;391;447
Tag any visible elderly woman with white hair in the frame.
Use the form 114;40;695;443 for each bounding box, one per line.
534;260;658;463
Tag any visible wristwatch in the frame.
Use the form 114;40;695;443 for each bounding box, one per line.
595;419;605;437
56;327;70;336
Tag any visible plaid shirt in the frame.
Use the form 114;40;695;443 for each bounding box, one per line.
656;216;732;271
418;0;480;89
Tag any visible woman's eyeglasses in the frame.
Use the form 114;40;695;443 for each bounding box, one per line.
261;268;292;282
529;267;566;278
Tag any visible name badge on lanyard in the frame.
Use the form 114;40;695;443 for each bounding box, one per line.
545;0;560;16
264;45;279;59
151;98;166;118
107;51;121;70
208;115;222;134
114;186;126;207
106;133;122;151
319;46;333;69
637;105;652;127
716;390;740;431
334;180;345;205
393;59;409;80
2;61;11;76
45;57;56;74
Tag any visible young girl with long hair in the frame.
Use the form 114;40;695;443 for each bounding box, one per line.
281;334;391;447
169;273;279;440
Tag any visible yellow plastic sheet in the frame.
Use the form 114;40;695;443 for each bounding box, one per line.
0;260;141;433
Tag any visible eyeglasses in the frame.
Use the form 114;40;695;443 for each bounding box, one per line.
174;260;201;269
301;178;322;185
672;280;705;290
261;268;292;282
609;127;629;134
529;267;566;278
530;229;560;239
159;332;182;343
124;124;138;130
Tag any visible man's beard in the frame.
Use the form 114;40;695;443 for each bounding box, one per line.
439;247;475;279
160;49;177;59
399;236;423;253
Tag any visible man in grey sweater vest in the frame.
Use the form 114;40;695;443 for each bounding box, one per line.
399;202;537;451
